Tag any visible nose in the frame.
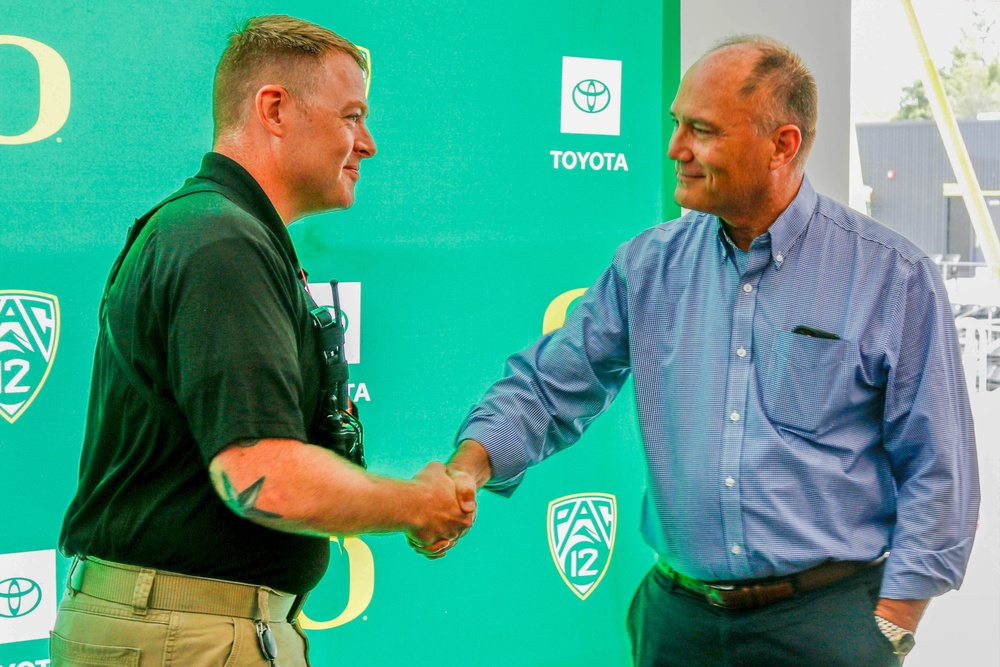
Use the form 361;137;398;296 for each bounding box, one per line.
666;124;689;162
356;122;376;158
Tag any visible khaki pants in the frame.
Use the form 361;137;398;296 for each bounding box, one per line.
50;558;311;667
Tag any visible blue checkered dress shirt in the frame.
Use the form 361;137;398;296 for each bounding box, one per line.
458;176;979;599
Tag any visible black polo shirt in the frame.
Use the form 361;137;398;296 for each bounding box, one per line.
61;153;329;594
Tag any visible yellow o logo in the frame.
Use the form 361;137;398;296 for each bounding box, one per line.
298;536;375;629
0;36;71;145
542;288;587;334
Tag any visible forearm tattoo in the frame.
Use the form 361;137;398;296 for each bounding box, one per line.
218;472;283;520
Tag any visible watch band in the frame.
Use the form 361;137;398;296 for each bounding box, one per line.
874;615;916;656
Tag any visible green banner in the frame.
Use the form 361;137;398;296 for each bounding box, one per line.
1;1;679;663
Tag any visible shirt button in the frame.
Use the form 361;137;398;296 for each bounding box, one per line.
725;477;736;488
742;283;753;293
736;347;747;358
731;544;743;555
730;411;740;422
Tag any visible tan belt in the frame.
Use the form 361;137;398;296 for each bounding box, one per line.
69;556;299;621
657;554;887;610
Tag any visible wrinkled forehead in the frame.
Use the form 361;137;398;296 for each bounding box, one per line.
672;46;760;115
687;45;758;93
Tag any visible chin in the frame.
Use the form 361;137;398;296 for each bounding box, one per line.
320;188;355;211
337;191;356;209
673;189;697;210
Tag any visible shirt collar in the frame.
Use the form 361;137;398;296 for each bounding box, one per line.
714;174;817;268
766;175;817;266
716;223;740;263
190;152;299;268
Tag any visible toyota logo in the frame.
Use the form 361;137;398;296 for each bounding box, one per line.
0;577;42;618
572;79;611;114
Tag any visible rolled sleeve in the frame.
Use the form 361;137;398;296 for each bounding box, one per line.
880;258;980;598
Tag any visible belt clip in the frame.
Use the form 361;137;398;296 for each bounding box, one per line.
255;620;279;666
256;588;280;666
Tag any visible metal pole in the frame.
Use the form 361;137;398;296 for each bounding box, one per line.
900;0;1000;282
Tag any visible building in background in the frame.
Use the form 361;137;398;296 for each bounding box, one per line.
857;118;1000;265
857;118;1000;392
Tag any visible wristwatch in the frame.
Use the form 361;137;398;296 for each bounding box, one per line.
875;615;916;656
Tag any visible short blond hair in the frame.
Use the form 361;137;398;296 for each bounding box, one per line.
711;35;817;167
213;15;368;140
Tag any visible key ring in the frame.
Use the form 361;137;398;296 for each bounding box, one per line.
255;620;280;666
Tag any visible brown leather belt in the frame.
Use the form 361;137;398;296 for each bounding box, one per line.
69;556;302;621
656;555;887;610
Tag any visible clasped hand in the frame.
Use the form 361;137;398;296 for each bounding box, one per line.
406;461;477;559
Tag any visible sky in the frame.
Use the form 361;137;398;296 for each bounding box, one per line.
851;0;1000;121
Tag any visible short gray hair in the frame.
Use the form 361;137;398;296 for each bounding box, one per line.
711;34;817;167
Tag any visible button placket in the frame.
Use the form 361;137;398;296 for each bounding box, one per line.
718;245;768;579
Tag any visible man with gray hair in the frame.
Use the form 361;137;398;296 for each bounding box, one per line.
54;15;475;664
447;35;979;665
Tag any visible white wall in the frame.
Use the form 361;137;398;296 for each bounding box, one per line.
679;0;852;204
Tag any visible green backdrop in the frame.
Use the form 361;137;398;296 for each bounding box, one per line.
0;1;681;663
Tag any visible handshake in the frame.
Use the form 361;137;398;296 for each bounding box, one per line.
403;440;491;559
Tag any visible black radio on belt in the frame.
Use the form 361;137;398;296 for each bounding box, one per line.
309;280;366;469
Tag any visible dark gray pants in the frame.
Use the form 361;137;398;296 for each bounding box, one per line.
627;563;901;667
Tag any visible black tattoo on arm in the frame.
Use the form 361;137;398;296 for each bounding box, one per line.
219;472;283;520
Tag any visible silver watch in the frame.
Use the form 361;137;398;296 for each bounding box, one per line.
875;615;916;656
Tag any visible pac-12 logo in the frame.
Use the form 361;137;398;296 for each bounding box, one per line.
0;291;60;424
547;493;617;600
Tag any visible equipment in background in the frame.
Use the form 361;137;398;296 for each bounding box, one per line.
310;280;366;468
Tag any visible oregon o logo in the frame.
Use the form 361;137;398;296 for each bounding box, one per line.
0;36;71;145
542;288;587;334
356;44;371;98
0;577;42;618
572;79;611;114
298;536;375;630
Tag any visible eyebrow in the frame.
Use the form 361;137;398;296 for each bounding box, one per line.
670;111;719;131
343;99;370;115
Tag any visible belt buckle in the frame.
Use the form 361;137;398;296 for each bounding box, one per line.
705;583;736;608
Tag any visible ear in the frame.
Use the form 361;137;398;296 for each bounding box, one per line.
770;124;802;170
254;85;291;137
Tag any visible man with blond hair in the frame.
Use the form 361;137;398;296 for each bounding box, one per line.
53;15;475;664
447;35;979;665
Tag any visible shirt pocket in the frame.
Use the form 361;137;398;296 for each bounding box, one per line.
762;330;856;436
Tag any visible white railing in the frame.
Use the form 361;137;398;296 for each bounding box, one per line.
956;315;1000;393
934;258;1000;393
